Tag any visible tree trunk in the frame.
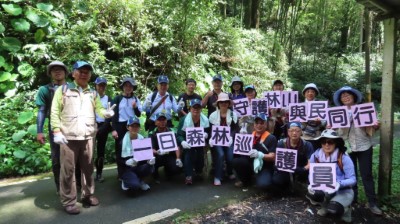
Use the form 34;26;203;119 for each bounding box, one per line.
364;9;371;102
251;0;260;28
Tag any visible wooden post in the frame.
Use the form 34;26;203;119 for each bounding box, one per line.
378;18;396;197
364;9;371;102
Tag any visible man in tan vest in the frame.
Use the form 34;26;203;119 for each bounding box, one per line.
50;61;115;214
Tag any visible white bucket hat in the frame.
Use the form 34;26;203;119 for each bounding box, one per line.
302;83;319;96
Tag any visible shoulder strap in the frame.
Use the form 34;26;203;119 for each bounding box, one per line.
337;151;345;174
151;91;157;103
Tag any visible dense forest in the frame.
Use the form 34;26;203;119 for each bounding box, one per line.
0;0;399;177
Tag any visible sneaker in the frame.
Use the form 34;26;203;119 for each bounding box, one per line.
228;174;236;180
341;206;352;223
185;176;193;185
95;174;104;183
81;195;99;206
64;204;80;215
367;203;383;216
306;194;321;206
317;207;327;216
121;181;129;191
214;178;221;186
234;181;243;188
140;181;150;191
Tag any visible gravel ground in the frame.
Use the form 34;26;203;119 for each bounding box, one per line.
187;194;400;224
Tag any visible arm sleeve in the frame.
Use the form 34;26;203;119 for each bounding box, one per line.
134;97;142;117
95;95;107;118
176;116;186;145
50;87;63;132
339;155;357;188
36;105;46;134
111;96;120;131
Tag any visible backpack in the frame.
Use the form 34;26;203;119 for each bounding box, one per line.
145;91;174;117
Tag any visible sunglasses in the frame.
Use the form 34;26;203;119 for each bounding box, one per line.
321;139;336;145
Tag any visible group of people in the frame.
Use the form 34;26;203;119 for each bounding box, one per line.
35;61;382;222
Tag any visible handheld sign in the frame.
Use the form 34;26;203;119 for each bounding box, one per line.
157;131;178;152
351;103;377;128
275;148;298;173
186;127;205;147
211;126;231;147
132;138;153;161
309;163;337;192
233;134;253;156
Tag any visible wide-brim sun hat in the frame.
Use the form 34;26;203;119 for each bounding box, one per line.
213;92;232;107
313;129;345;148
302;83;319;96
333;86;363;106
47;61;68;76
230;76;243;87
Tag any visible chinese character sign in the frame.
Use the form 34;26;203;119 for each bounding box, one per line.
326;106;350;128
307;101;328;121
250;98;269;116
281;91;299;108
275;148;298;173
264;91;282;109
233;134;253;156
156;131;178;152
233;98;251;117
288;103;307;122
351;103;377;128
186;127;205;147
132;138;153;161
309;163;337;191
211;126;231;147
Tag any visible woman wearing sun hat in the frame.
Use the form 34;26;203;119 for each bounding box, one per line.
209;92;239;186
306;129;356;223
332;86;382;216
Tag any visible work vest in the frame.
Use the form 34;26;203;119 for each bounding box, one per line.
60;87;97;140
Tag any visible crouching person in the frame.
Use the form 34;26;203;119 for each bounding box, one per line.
120;116;155;191
306;129;356;223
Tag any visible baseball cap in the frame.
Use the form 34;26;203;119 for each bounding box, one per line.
255;113;268;121
158;75;169;84
244;85;256;92
127;116;140;126
212;74;223;82
120;77;137;87
288;122;302;129
155;112;167;120
189;98;202;107
94;77;107;85
73;61;93;71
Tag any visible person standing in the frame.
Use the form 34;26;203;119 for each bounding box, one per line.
208;93;239;186
35;61;80;194
177;99;210;185
111;77;142;179
332;86;382;215
269;79;288;140
94;77;112;182
202;74;224;117
228;76;245;100
177;78;202;118
142;75;182;132
50;61;115;214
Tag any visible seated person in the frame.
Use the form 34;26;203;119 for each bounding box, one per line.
306;129;356;223
120;116;155;191
232;113;277;190
150;112;183;181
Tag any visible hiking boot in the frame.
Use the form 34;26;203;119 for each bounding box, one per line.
213;178;221;186
341;206;352;223
81;195;99;206
185;176;193;185
367;203;382;216
306;194;321;206
64;204;80;215
140;181;150;191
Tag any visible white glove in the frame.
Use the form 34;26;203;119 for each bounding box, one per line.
208;138;214;147
125;158;138;167
178;100;185;108
203;132;208;140
325;182;340;194
249;149;259;158
103;102;116;118
54;132;68;144
157;149;168;156
176;159;183;168
239;123;248;134
181;141;191;149
228;137;233;146
148;157;156;165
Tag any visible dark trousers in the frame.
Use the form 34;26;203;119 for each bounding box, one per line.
154;154;181;177
232;156;273;190
350;147;377;205
114;122;128;178
183;147;204;177
121;163;153;190
49;130;80;192
95;122;110;175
